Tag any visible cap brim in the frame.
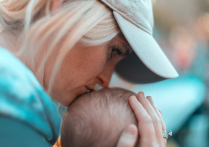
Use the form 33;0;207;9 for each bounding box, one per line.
113;11;179;84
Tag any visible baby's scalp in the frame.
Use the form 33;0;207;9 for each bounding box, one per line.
61;88;138;147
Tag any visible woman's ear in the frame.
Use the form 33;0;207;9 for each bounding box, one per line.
51;0;65;12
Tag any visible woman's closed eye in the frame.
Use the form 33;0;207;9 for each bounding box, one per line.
111;47;123;59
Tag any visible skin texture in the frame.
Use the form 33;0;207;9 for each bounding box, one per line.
0;27;131;108
0;0;168;146
116;93;167;147
44;35;132;106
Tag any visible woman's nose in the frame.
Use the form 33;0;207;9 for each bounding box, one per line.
97;63;115;88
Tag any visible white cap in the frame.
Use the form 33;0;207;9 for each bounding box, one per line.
101;0;179;83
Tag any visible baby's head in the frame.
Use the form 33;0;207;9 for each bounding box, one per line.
61;88;138;147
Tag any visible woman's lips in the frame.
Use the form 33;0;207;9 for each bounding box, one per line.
85;85;94;93
73;86;90;101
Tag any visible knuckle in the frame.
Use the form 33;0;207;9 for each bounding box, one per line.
161;121;167;130
142;116;152;124
149;141;160;147
117;137;135;147
122;142;134;147
153;117;161;125
163;124;167;131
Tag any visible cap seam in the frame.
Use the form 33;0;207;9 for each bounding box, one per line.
101;0;152;35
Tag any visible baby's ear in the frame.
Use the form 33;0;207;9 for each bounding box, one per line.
51;0;65;12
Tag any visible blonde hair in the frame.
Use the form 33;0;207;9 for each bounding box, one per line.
0;0;120;92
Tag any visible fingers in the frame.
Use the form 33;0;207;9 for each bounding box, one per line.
136;93;160;124
129;96;156;145
134;92;167;147
116;124;138;147
146;96;167;147
136;93;162;138
129;92;168;147
146;96;166;131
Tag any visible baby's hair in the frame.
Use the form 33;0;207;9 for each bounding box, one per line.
61;88;138;147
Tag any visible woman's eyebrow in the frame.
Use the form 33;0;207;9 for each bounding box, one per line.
115;36;133;55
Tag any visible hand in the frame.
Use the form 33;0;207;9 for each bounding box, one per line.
116;92;167;147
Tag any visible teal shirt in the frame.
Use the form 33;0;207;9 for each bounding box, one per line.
0;47;61;144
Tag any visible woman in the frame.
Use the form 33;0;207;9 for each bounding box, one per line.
0;0;178;147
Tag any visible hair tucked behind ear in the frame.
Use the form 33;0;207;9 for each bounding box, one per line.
0;0;120;92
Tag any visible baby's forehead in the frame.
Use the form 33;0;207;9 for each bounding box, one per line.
67;87;137;121
68;88;136;116
71;88;136;106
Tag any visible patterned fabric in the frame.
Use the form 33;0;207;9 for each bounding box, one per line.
0;47;61;145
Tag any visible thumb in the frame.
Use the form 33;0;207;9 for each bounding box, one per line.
116;124;138;147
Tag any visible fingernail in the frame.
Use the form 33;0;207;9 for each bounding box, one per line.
148;96;155;104
138;92;145;98
125;124;137;137
147;96;152;100
130;96;137;102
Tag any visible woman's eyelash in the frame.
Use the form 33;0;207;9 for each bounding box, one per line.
111;47;123;59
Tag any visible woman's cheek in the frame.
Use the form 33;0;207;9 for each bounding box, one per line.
87;60;106;79
89;52;107;73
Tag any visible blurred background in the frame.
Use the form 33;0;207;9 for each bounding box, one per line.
1;0;208;146
110;0;209;147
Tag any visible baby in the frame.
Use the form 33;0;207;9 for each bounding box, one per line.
61;88;138;147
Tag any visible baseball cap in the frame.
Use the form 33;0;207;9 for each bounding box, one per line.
100;0;179;83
